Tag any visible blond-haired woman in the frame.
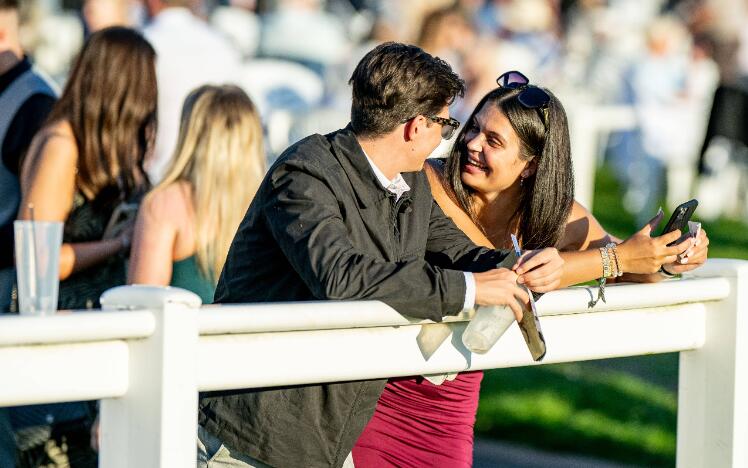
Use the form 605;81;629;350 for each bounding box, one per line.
128;85;265;302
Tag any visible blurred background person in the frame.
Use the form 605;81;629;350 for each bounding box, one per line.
142;0;241;182
17;0;82;83
13;27;155;467
209;1;261;60
82;0;135;32
0;0;56;314
19;26;155;311
613;15;718;225
128;84;266;303
0;2;56;464
258;0;348;74
416;2;475;71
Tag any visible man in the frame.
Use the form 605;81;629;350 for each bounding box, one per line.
0;0;56;313
198;42;562;468
142;0;240;182
0;1;56;465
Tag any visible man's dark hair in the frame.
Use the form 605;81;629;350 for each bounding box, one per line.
0;0;19;10
348;42;465;138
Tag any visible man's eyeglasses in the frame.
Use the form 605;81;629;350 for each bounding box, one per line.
428;115;460;140
496;70;550;127
402;115;461;140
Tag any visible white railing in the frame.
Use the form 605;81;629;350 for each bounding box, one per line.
567;104;637;209
0;258;746;467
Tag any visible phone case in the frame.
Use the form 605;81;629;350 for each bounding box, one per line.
498;248;547;362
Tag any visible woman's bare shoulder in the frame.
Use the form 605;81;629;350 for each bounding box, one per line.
28;121;76;163
144;181;192;218
32;120;74;147
424;159;457;204
560;200;610;251
22;121;77;180
46;120;74;137
568;200;592;221
424;158;446;184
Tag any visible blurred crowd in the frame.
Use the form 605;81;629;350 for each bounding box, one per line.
0;0;748;219
0;0;744;465
12;0;748;222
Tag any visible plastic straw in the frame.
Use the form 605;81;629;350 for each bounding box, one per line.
28;203;40;312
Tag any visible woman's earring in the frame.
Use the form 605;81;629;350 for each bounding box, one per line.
520;177;524;187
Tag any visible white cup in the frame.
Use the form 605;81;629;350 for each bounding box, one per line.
462;305;516;354
14;220;63;316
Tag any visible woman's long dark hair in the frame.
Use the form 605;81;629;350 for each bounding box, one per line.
46;26;157;202
445;86;574;249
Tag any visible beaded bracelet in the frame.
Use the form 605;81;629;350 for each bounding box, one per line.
590;247;611;307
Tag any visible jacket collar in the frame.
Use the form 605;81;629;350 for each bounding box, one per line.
327;125;395;208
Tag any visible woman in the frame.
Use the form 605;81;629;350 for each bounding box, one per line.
127;85;266;302
434;71;708;286
353;71;709;467
19;26;156;310
17;27;156;467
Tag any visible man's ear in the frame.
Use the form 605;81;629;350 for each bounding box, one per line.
403;116;424;142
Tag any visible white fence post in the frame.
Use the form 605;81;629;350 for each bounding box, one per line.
677;260;748;467
98;286;201;468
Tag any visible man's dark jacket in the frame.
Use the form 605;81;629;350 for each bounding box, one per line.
198;126;509;467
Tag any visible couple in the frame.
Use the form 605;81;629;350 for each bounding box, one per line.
198;43;708;468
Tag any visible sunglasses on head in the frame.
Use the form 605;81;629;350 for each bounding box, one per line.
496;70;550;127
402;115;461;140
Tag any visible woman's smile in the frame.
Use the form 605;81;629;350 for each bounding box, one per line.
462;155;489;174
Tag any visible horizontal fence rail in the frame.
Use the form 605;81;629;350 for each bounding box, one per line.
0;258;745;467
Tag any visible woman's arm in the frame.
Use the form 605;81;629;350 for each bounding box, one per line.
127;189;179;286
558;201;704;286
18;127;129;280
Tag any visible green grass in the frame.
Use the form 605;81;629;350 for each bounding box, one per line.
475;166;748;466
477;363;677;466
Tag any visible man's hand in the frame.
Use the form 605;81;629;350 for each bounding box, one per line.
512;247;564;293
474;268;529;321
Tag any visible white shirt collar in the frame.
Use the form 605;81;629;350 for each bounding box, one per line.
361;151;411;201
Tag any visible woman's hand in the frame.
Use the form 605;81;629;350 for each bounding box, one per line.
616;215;692;274
513;247;564;293
662;227;709;274
116;221;135;253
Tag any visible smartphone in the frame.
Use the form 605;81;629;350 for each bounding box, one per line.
102;202;139;240
659;199;698;245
